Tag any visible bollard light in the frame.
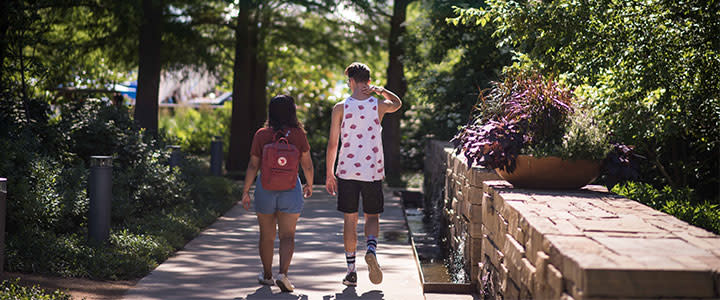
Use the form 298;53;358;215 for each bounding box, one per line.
167;145;182;169
0;178;6;272
210;136;223;176
88;156;112;246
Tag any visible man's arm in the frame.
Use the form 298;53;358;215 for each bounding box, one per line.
372;85;402;115
325;102;343;195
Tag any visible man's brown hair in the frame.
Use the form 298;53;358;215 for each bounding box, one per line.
344;62;371;83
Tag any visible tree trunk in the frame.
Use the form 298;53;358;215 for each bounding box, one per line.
248;22;266;131
134;0;163;135
252;59;268;130
382;0;411;187
227;1;253;171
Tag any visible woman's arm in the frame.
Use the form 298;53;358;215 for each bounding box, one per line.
300;151;314;198
241;155;261;211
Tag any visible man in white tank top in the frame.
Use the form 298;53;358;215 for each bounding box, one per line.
325;62;402;286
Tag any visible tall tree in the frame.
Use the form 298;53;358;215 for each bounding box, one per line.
382;0;411;186
227;0;253;172
226;0;358;172
134;0;164;134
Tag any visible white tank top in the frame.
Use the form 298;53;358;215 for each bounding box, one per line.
336;96;385;182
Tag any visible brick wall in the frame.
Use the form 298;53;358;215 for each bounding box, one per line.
425;140;720;299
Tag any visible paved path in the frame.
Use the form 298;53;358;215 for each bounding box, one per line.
123;186;424;300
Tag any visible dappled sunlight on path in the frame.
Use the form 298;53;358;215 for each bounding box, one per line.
123;186;423;300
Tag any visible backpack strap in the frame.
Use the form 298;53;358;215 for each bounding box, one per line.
272;129;292;145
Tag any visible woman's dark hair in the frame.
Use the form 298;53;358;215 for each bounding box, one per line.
266;94;304;132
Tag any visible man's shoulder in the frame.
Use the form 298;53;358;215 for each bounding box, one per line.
332;101;345;112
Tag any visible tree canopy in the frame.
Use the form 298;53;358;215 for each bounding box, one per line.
451;0;720;200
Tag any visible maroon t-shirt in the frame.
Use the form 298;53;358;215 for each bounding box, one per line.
250;127;310;157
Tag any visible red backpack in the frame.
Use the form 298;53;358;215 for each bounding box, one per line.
261;130;300;191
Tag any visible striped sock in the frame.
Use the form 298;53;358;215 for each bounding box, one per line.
366;235;377;255
345;251;356;273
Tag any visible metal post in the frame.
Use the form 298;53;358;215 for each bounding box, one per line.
0;178;6;272
210;136;223;176
167;145;182;169
88;156;112;246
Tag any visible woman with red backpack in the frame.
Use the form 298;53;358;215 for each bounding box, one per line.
241;94;314;293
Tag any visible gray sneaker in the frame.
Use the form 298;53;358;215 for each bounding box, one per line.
275;273;294;292
257;272;274;286
343;271;357;286
365;252;383;284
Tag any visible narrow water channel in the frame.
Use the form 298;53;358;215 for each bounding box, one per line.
401;191;469;284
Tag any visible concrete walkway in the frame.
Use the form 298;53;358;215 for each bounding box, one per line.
123;186;424;300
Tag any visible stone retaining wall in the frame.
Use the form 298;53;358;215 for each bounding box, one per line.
425;141;720;299
424;140;501;282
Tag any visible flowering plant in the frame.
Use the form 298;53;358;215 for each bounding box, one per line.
452;69;636;187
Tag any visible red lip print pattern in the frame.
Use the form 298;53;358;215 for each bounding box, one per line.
345;113;353;119
357;134;363;139
371;135;375;140
365;155;371;160
360;116;365;119
377;168;384;173
340;170;347;174
355;172;361;176
372;147;379;153
354;163;361;167
373;106;377;111
359;105;364;110
370;164;375;168
340;161;345;165
350;124;357;129
369;99;374;103
343;143;350;148
374;119;380;125
367;126;373;131
358;145;363;148
343;133;348;138
347;154;354;158
378;159;382;163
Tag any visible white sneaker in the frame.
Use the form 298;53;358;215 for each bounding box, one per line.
257;272;274;285
365;252;383;284
275;273;294;292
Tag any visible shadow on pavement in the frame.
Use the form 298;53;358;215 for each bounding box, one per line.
235;286;309;299
323;287;385;300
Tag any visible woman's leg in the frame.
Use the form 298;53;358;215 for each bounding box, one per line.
277;212;300;275
257;212;277;279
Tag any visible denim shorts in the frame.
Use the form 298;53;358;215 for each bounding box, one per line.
254;175;303;214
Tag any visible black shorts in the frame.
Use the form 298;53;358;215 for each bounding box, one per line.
337;178;384;214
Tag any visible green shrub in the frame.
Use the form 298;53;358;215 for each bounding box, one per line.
1;96;241;280
613;182;720;234
5;164;239;280
0;279;71;300
158;103;231;155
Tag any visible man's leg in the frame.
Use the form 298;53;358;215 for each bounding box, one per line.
361;180;384;284
342;212;359;286
344;212;359;267
364;213;379;254
337;178;361;286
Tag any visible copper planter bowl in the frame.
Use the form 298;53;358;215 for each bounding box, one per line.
495;155;602;189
